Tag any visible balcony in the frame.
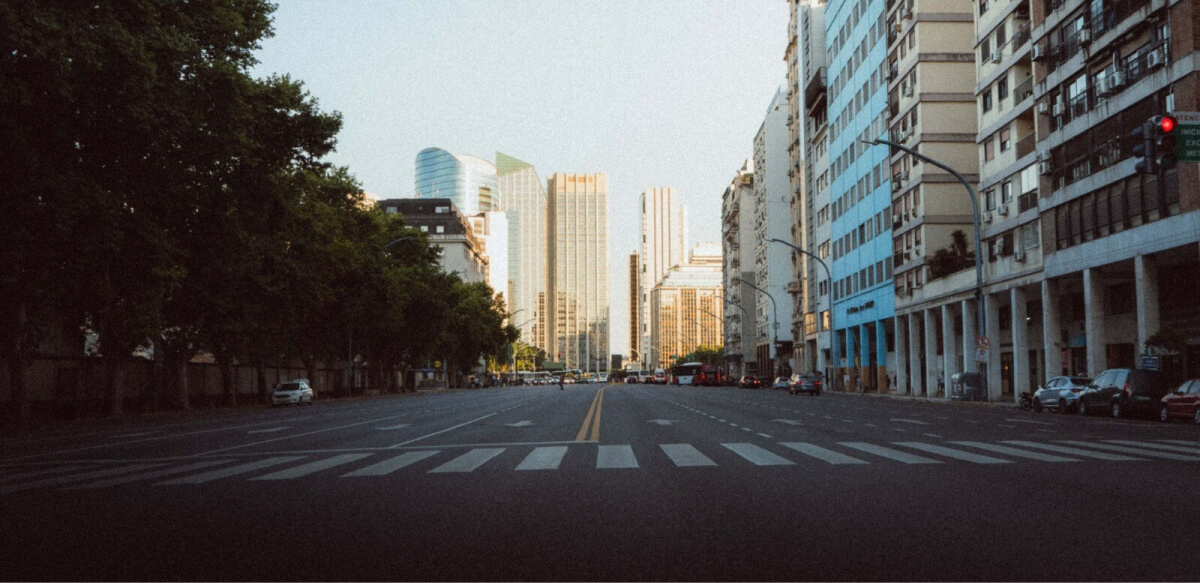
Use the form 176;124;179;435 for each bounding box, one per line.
1016;132;1036;159
1018;191;1037;213
1014;77;1033;104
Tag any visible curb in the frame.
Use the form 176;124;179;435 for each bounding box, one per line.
832;390;1020;409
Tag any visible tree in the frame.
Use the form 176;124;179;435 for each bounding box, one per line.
927;230;976;280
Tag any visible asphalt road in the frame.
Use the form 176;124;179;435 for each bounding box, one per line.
2;384;1199;581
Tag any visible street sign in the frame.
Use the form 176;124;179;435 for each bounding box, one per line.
975;348;988;363
1174;112;1200;162
1140;355;1161;371
977;335;990;350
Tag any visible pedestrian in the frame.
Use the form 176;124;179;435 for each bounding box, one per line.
937;371;944;393
558;377;564;390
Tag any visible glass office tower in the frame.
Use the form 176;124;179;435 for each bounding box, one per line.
496;152;548;352
547;173;610;373
414;147;499;216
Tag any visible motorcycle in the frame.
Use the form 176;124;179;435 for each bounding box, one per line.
1018;391;1033;411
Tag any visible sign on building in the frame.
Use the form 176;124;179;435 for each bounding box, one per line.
1175;112;1200;163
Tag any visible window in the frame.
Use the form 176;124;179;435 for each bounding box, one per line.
419;225;429;233
435;206;450;214
996;21;1007;46
1000;128;1011;151
1020;222;1039;250
998;78;1009;101
982;87;993;112
981;38;991;62
985;189;996;211
435;225;445;234
985;138;995;161
1001;180;1013;203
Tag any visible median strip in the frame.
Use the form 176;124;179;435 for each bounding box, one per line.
575;387;605;442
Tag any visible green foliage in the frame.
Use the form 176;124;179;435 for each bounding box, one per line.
673;345;725;367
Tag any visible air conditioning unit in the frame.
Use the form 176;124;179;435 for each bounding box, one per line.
1039;159;1052;175
997;204;1009;216
1147;47;1165;70
1109;71;1126;90
983;212;993;224
1052;102;1065;117
1037;101;1050;114
1014;249;1027;262
1079;29;1092;45
1031;45;1045;61
893;22;903;33
990;50;1003;64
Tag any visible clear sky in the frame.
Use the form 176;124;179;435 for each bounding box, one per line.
252;0;789;356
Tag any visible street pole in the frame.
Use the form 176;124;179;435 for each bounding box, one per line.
767;238;835;387
734;277;779;377
866;138;987;401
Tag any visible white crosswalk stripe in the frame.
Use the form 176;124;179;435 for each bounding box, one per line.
779;442;868;464
2;463;165;494
428;448;505;473
0;465;94;484
949;442;1080;462
66;460;234;490
516;447;568;471
341;451;440;477
252;454;374;480
723;443;794;466
1107;441;1200;455
158;456;307;484
1161;440;1200;447
894;442;1012;464
1000;441;1145;461
838;442;942;464
660;444;717;467
596;445;639;469
1055;441;1200;461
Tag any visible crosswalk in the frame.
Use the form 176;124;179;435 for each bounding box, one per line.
1;438;1197;494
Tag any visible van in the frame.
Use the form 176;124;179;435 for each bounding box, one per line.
653;369;666;384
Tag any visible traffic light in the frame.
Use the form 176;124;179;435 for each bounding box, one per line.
1132;121;1156;174
1152;114;1178;171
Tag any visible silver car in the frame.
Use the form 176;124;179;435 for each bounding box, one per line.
271;379;315;406
1032;376;1092;413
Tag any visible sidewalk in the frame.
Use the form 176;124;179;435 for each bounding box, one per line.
832;389;1020;409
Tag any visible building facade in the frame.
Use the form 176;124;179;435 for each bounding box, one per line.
496;152;548;351
629;252;642;366
721;161;759;377
753;88;797;377
414;147;500;216
547;173;611;373
379;198;487;284
639;187;687;361
649;264;725;368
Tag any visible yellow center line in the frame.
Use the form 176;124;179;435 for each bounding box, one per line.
589;387;605;442
575;388;603;441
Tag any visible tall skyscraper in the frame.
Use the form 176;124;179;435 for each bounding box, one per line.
496;152;548;351
650;264;724;368
628;252;641;365
752;88;795;377
414;147;499;215
547;173;610;373
639;187;686;361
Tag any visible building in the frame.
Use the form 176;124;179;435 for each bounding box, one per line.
414;147;499;216
547;173;611;373
721;161;759;378
379;198;487;283
639;187;687;358
753;87;796;377
467;211;509;305
1024;0;1200;388
496;152;549;351
628;252;642;366
649;264;724;368
824;0;896;393
688;242;723;266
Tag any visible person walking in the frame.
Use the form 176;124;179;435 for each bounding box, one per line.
558;376;564;391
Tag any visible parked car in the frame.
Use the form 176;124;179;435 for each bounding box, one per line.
1077;368;1174;418
771;377;790;390
271;379;315;406
738;375;764;389
598;373;609;383
790;374;823;396
1031;376;1092;413
1159;379;1200;424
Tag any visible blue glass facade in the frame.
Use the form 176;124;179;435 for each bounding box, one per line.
825;0;894;390
414;147;499;216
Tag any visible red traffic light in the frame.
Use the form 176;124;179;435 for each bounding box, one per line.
1159;115;1176;133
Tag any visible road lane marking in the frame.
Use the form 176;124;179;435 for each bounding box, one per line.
660;444;717;467
838;442;942;464
0;465;94;484
428;448;505;473
158;456;307;484
949;442;1080;462
894;442;1012;464
66;460;235;489
999;441;1145;461
779;443;868;465
590;388;605;442
515;446;568;471
1107;441;1200;455
247;427;289;434
1162;440;1200;446
1055;441;1200;461
597;445;639;469
342;451;440;476
252;454;374;480
1005;418;1055;425
757;433;773;438
723;443;794;466
390;412;498;448
923;433;943;438
890;419;929;425
575;388;603;442
195;414;410;456
2;463;165;494
376;424;410;430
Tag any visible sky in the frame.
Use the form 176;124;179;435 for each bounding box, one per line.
251;0;789;356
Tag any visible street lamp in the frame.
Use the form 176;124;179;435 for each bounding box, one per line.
865;137;987;401
384;235;416;251
767;238;835;386
733;276;779;376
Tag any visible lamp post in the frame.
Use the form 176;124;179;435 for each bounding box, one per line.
866;137;987;401
733;277;779;377
767;238;836;386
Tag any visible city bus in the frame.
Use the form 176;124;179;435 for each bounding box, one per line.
672;363;722;386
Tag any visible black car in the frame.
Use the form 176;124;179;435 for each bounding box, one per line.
790;374;822;396
1077;368;1174;418
738;375;765;389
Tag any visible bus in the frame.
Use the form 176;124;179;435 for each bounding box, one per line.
672;363;722;386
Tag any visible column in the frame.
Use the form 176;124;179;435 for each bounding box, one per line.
876;319;890;393
1011;286;1031;402
923;309;938;399
1134;254;1159;357
1042;279;1062;378
908;312;923;395
941;303;958;398
845;326;858;392
830;327;841;391
859;323;871;392
961;298;978;374
1083;268;1107;376
985;293;1003;401
896;315;909;395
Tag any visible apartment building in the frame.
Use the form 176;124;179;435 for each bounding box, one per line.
754;88;796;377
721;161;759;378
797;0;832;377
379;198;487;284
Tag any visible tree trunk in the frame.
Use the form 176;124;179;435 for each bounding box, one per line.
217;351;237;407
7;302;32;423
255;364;268;403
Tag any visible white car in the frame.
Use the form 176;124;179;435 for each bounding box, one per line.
271;379;315;406
598;373;609;383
